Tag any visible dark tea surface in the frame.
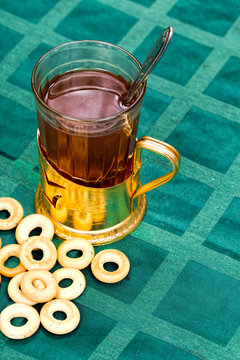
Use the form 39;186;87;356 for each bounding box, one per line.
43;70;127;119
38;70;139;188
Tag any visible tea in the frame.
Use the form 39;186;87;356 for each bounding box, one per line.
38;70;140;188
33;41;180;244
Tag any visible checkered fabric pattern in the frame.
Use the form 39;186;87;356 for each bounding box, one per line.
1;0;240;359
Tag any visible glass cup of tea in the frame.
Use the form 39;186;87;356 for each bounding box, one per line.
31;40;180;245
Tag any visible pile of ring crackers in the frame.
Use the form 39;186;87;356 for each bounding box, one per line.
0;197;130;339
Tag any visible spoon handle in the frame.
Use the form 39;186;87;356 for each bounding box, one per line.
123;26;173;106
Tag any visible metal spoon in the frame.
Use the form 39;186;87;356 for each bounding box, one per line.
122;26;173;106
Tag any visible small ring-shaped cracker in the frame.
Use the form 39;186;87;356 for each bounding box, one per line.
57;238;94;270
0;197;23;230
0;303;40;339
40;299;80;335
8;272;36;305
19;235;57;270
91;249;130;283
21;269;57;303
15;214;54;244
0;244;25;277
53;268;86;300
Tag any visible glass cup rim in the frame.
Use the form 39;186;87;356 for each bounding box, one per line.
31;40;146;124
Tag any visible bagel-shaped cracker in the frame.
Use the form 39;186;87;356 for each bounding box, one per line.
16;214;54;244
0;303;40;339
91;249;130;283
19;236;57;270
0;198;23;230
40;299;80;335
57;238;94;270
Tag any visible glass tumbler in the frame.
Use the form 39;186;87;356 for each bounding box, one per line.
32;41;180;245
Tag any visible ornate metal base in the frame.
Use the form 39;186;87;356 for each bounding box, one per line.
35;185;146;245
34;136;148;245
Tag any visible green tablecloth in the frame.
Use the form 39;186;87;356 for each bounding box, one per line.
1;0;240;359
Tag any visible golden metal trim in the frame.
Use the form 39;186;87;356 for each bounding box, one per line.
132;136;181;199
34;135;180;245
34;141;147;245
